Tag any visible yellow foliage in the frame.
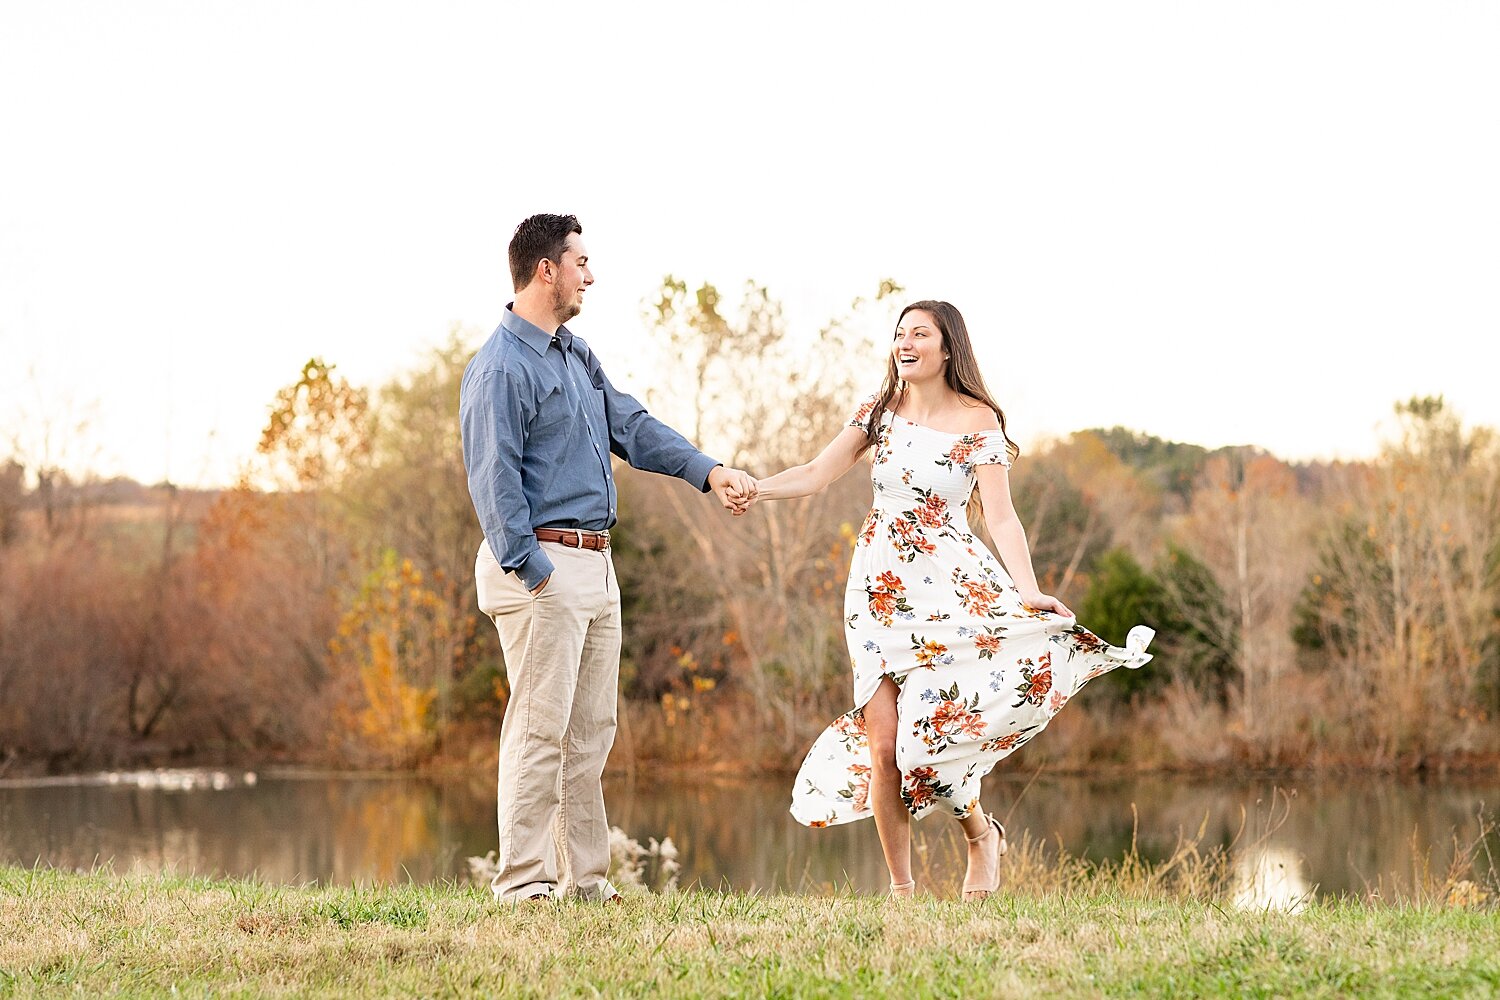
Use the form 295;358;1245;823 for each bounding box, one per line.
329;549;454;764
355;631;435;753
1445;879;1489;909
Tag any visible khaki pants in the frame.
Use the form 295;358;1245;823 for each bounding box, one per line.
475;539;621;901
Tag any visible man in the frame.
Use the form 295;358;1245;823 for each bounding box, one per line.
460;213;754;902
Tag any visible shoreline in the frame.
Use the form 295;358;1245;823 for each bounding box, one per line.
7;752;1500;786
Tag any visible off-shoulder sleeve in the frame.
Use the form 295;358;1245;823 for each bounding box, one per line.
847;393;881;430
967;431;1014;469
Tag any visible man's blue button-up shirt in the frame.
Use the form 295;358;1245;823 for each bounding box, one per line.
460;304;720;590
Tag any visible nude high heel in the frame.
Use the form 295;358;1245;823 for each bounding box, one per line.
962;815;1007;901
889;879;916;899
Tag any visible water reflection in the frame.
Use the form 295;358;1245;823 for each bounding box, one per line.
1233;847;1312;912
0;769;1494;902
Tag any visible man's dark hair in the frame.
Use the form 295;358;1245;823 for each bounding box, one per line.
509;214;583;291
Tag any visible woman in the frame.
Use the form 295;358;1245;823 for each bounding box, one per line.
741;300;1153;900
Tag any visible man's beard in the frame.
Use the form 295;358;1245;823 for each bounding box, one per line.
552;285;581;323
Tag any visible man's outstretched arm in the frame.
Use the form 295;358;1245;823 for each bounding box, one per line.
593;357;755;511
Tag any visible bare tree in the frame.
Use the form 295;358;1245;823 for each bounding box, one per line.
1297;398;1500;758
623;278;896;751
1174;451;1311;736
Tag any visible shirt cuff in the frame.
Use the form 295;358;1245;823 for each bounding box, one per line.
515;547;556;592
687;454;722;494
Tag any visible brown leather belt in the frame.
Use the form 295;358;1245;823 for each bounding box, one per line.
535;527;611;551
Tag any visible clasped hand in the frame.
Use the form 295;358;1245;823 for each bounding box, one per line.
708;466;759;517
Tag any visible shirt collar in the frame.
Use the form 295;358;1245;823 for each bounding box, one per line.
502;304;574;357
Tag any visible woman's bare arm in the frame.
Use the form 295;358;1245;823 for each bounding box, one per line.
975;463;1074;617
755;426;869;501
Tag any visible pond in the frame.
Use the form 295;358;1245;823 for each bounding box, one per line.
1;768;1494;905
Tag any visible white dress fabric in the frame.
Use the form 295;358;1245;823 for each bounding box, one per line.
790;396;1153;828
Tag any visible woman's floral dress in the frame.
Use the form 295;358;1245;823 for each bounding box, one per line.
790;396;1154;828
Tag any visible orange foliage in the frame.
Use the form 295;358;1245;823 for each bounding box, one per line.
329;550;453;766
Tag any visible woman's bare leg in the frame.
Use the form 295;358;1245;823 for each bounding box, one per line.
862;676;913;894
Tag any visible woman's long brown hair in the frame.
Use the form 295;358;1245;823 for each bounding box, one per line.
859;300;1019;460
858;300;1019;524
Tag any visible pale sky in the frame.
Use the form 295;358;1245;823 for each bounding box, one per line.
3;1;1497;487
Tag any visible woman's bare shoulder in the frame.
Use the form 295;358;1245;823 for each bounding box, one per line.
956;395;1002;433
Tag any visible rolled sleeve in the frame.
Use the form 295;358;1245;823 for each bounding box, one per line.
511;548;554;592
683;452;721;493
596;363;721;492
460;368;554;588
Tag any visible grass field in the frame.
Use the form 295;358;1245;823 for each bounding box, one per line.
2;850;1498;999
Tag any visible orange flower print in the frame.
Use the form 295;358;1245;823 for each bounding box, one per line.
900;766;953;812
910;633;952;669
914;682;985;753
915;492;948;529
835;712;868;736
929;700;964;732
833;762;873;814
935;433;985;471
848;763;871;812
889;516;937;561
833;711;868;752
1053;624;1108;659
974;630;1003;659
858;510;879;547
905;780;935;810
850;397;877;428
1048;689;1068;715
1012;652;1054;708
981;726;1037;754
952;569;1004;618
865;573;914;627
873;422;893;465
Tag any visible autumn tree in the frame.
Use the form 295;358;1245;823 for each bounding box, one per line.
620;277;896;751
328;551;454;766
255;357;370;589
1294;398;1500;755
347;330;494;729
1010;431;1162;598
1173;450;1311;736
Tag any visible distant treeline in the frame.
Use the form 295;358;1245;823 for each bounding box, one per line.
2;280;1497;774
